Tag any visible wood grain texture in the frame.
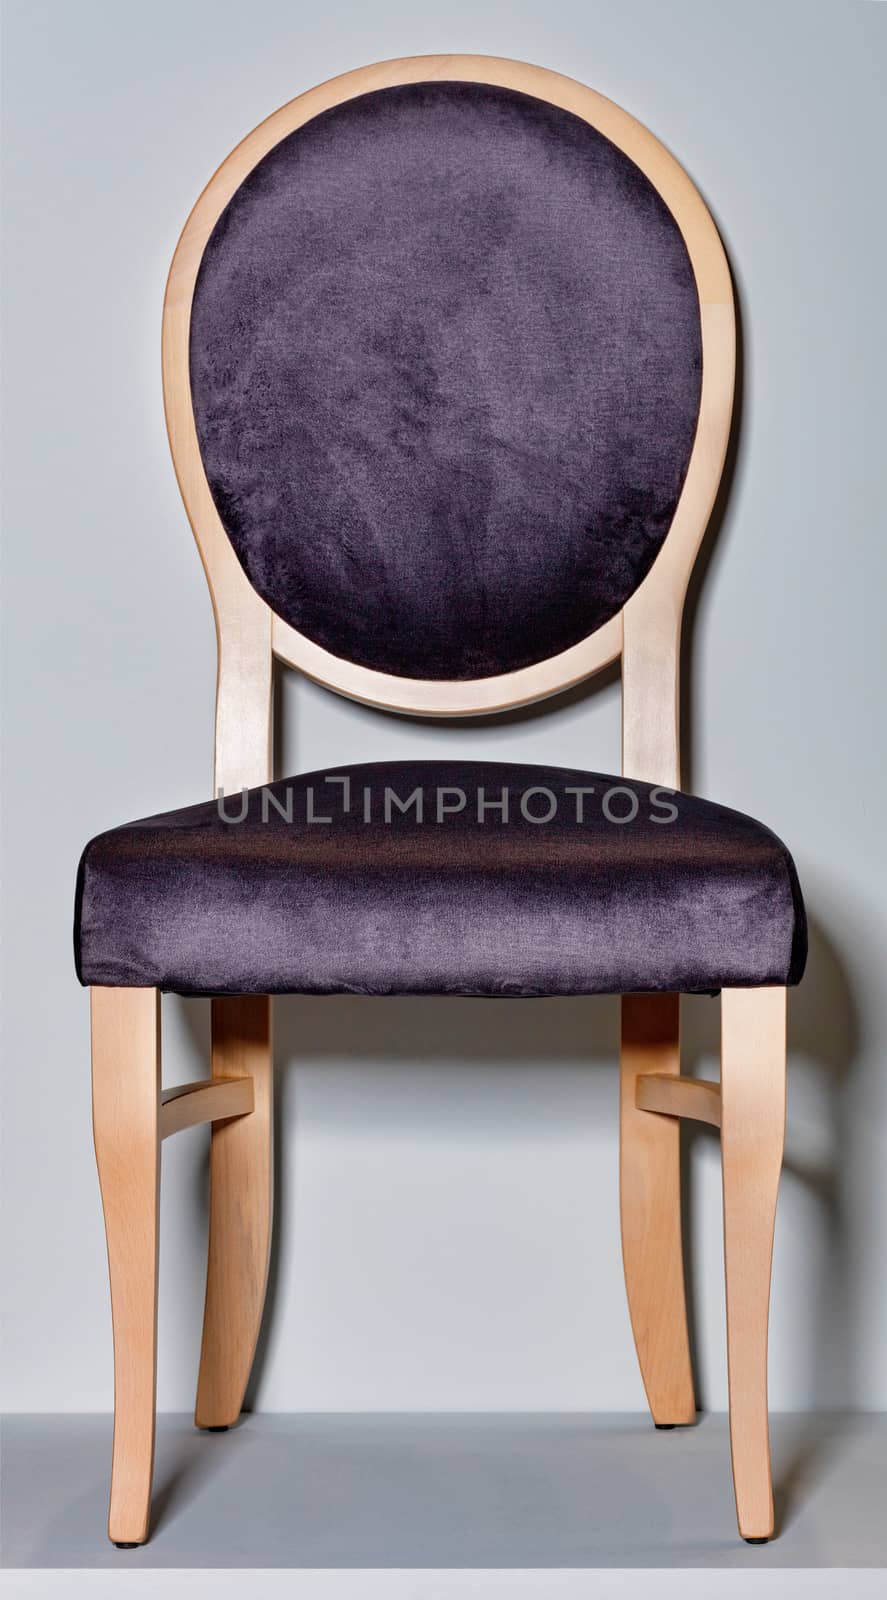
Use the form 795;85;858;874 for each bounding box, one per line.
192;442;276;1430
721;986;787;1540
160;1076;254;1140
271;610;623;718
195;995;273;1429
617;328;700;1429
620;993;696;1426
636;1072;722;1128
162;53;735;721
91;986;161;1546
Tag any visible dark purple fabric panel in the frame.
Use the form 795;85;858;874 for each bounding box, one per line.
76;761;806;997
190;82;702;680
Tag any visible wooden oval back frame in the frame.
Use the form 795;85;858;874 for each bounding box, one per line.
162;54;734;791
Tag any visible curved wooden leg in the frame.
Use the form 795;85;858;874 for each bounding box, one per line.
91;986;161;1547
195;995;273;1428
721;986;786;1541
620;993;696;1425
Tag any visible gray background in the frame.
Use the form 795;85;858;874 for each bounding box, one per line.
2;0;886;1420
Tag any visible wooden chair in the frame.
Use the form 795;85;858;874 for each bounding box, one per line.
78;55;806;1547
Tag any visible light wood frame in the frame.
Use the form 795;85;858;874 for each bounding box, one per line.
161;52;734;723
89;54;787;1548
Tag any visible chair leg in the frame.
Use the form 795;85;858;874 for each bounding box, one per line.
195;995;273;1428
620;993;696;1425
721;986;786;1541
91;986;161;1547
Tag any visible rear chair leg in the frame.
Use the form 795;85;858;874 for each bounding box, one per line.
195;995;273;1428
620;993;696;1425
721;986;787;1541
91;986;161;1547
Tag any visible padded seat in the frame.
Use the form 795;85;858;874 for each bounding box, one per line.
76;760;806;997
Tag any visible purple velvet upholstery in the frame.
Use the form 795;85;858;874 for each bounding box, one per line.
190;82;702;679
76;762;806;997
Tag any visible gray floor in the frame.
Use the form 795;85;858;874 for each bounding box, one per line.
2;1413;885;1570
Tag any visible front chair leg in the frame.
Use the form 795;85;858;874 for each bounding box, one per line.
195;995;273;1428
721;986;787;1541
91;986;161;1547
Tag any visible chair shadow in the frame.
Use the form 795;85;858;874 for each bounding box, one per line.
772;912;861;1533
149;1426;235;1540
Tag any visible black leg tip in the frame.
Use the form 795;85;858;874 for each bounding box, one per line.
114;1542;140;1549
207;1424;229;1432
655;1423;676;1430
744;1536;769;1544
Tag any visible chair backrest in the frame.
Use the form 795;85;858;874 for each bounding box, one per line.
162;55;734;791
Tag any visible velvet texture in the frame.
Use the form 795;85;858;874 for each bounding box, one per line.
75;762;806;997
190;82;702;680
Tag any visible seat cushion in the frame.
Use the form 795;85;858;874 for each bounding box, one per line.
75;761;806;997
